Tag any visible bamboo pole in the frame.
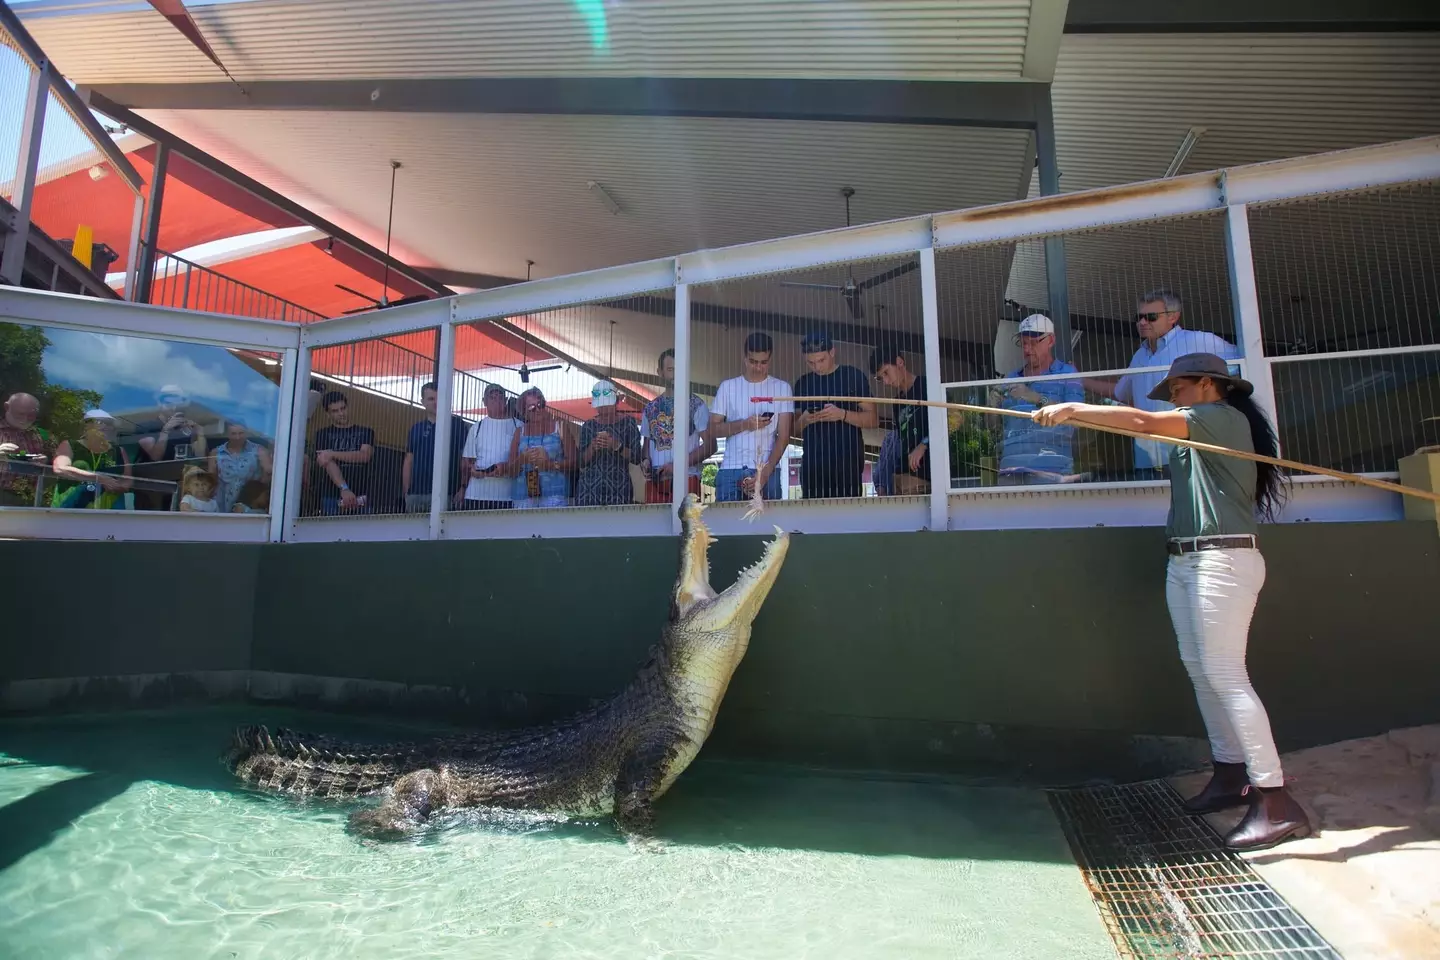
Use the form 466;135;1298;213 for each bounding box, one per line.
756;395;1440;506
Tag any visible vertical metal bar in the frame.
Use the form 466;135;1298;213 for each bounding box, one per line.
280;341;314;540
429;314;458;539
123;193;145;301
1;61;50;285
135;142;169;302
919;245;951;531
181;264;191;309
267;345;301;542
1034;86;1073;363
1225;203;1281;451
672;282;691;534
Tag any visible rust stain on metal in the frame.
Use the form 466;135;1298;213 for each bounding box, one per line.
952;175;1219;223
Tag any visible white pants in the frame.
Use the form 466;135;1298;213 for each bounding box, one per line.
1165;548;1284;788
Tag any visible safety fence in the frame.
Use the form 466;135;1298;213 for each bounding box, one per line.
0;7;145;298
1;135;1437;543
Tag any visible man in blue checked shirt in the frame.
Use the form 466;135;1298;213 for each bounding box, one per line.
994;314;1085;484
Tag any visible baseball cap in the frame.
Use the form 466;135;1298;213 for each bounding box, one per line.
83;409;114;421
1017;314;1054;337
800;329;833;353
483;382;506;398
590;379;618;408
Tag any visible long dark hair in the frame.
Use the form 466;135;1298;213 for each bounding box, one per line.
1224;386;1287;522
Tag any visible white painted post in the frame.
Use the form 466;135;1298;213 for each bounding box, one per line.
123;193;145;301
672;282;691;534
1224;203;1281;451
266;346;300;543
919;246;951;531
429;310;458;540
279;340;315;540
1;61;49;285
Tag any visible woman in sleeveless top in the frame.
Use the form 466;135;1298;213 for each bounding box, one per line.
210;421;272;513
1034;352;1309;852
507;387;575;509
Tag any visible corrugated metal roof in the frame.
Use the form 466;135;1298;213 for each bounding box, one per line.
1050;32;1440;193
137;108;1033;280
997;31;1440;347
22;0;1035;84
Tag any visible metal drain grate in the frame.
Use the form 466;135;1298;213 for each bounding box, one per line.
1049;780;1342;959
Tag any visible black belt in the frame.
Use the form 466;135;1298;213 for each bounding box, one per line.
1168;535;1257;555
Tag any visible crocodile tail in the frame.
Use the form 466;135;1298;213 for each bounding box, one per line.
225;724;416;800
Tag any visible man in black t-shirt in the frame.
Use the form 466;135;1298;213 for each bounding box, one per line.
310;390;375;514
792;329;878;499
870;345;931;495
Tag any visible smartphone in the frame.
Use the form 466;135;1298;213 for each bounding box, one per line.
760;412;774;423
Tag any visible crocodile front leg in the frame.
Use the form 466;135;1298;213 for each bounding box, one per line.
348;766;458;840
613;739;682;848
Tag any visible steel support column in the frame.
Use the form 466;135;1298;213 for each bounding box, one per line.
1;60;49;286
1224;203;1281;451
134;141;170;303
919;246;952;530
428;312;458;539
1035;86;1073;363
672;283;692;534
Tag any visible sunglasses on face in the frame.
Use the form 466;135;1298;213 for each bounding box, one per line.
1135;312;1170;324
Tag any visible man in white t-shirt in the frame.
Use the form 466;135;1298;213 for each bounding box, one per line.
708;332;795;502
459;383;520;509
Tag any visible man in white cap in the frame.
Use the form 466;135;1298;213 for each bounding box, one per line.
577;379;642;506
993;314;1084;483
50;409;134;509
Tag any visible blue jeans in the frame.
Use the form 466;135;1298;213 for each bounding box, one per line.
715;467;781;502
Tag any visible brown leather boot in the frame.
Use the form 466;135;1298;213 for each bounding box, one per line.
1223;785;1312;851
1183;761;1250;814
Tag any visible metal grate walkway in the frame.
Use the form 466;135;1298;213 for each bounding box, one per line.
1049;780;1342;959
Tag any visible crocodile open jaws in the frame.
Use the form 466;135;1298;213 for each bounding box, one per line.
224;494;789;841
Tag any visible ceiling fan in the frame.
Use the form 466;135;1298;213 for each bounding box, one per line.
779;186;918;320
335;284;429;315
335;159;431;314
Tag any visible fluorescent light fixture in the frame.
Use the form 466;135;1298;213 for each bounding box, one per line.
1165;126;1207;178
587;180;623;215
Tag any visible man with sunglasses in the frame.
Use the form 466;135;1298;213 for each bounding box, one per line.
1083;289;1238;479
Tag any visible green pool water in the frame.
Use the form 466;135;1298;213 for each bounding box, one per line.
0;708;1118;959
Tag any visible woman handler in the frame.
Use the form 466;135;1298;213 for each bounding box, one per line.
1033;352;1310;851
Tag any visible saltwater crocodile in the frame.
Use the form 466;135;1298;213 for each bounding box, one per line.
225;495;789;840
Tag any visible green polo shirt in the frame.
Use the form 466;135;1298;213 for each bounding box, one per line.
1166;401;1258;540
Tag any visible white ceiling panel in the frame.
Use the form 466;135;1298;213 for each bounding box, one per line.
1050;32;1440;193
136;108;1034;280
21;0;1037;84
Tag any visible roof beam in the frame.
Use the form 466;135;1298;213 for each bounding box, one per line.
1023;0;1071;82
80;90;457;300
1065;0;1440;33
85;77;1046;130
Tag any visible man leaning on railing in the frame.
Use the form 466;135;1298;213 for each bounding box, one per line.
0;392;54;507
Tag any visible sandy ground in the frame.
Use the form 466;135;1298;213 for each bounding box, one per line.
1170;725;1440;960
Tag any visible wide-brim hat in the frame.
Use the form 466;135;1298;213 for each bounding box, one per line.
1147;352;1254;401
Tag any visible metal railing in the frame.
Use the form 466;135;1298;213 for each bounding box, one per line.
146;247;327;324
0;135;1437;544
0;3;145;295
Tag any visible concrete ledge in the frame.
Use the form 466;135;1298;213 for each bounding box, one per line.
0;671;251;714
1;668;1211;784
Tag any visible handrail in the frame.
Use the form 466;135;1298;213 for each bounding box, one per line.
148;246;327;323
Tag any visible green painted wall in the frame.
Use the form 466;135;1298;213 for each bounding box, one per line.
1;541;260;679
5;522;1439;779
